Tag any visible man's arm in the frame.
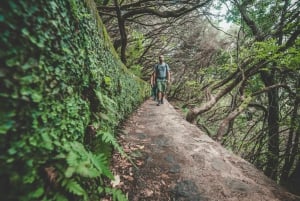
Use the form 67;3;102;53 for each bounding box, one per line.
151;71;156;86
150;72;154;86
166;64;171;83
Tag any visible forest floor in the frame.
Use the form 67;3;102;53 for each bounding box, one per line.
105;98;300;201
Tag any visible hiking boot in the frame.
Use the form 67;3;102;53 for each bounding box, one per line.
157;102;160;106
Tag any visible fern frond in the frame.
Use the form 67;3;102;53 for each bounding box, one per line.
105;187;128;201
100;130;125;156
62;179;87;200
92;153;113;179
76;161;100;178
64;142;113;179
65;167;75;178
94;89;120;123
99;130;137;169
66;151;78;166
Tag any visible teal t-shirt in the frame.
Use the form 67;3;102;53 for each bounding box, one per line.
155;63;170;79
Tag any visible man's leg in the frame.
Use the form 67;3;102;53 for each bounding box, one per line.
154;85;158;101
157;91;162;104
161;81;167;104
152;85;157;101
156;81;162;106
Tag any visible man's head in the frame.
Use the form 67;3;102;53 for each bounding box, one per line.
159;55;164;63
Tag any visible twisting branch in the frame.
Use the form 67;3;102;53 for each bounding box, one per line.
215;83;293;142
98;0;213;65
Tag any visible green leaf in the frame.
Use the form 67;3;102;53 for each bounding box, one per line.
0;14;4;22
100;131;124;155
104;76;111;86
24;172;35;184
66;151;78;166
21;57;37;70
65;167;75;178
0;120;14;134
21;28;30;36
64;179;87;198
8;147;17;155
105;187;128;201
40;132;53;150
97;186;104;193
6;57;20;67
76;162;100;178
8;1;18;12
31;93;43;103
54;194;68;201
29;136;38;146
31;187;44;198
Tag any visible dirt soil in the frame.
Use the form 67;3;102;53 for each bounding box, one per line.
108;98;300;201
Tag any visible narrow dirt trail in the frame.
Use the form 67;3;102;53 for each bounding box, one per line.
110;99;300;201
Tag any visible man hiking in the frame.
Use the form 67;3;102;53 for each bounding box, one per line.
153;55;171;106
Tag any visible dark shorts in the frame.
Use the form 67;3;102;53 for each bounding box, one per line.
156;79;167;93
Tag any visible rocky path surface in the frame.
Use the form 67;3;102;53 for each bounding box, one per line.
109;98;300;201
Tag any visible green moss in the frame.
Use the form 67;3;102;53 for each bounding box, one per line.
0;0;148;200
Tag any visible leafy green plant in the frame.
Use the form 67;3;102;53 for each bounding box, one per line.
0;0;147;200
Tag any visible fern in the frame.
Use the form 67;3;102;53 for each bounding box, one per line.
64;141;113;179
94;89;120;123
100;130;125;157
105;187;128;201
92;153;113;179
76;161;100;178
100;130;137;169
62;178;87;200
66;151;78;168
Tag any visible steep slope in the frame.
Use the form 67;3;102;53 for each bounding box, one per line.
111;99;300;201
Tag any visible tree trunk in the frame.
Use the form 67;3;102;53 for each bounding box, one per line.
261;70;280;180
280;78;300;185
286;158;300;195
114;0;127;64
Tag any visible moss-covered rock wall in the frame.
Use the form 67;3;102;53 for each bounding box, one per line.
0;0;148;200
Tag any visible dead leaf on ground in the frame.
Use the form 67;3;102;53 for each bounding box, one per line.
45;166;57;183
111;175;121;187
136;160;144;166
136;145;145;149
123;175;134;181
143;189;154;197
161;173;170;179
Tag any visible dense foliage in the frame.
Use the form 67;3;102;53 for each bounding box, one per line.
0;0;148;200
